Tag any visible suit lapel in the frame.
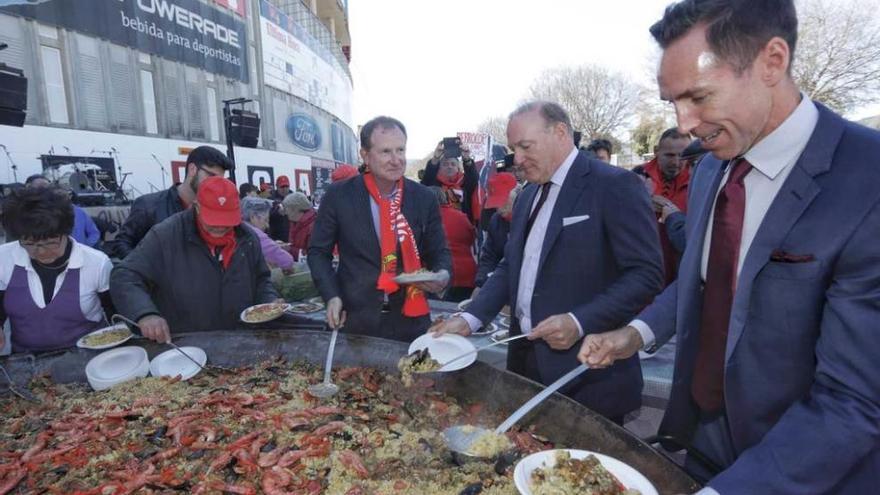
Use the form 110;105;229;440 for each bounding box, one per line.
537;156;590;272
726;104;842;359
353;176;381;266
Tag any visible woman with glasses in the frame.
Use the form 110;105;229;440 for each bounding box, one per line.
240;196;294;271
0;187;113;353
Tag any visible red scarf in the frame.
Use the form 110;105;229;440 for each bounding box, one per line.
438;171;465;209
363;173;429;317
196;218;237;270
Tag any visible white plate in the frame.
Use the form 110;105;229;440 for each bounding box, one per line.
490;329;510;344
85;346;149;391
394;271;445;284
514;449;658;495
240;303;291;323
77;324;133;350
457;298;472;311
408;334;477;372
149;346;207;381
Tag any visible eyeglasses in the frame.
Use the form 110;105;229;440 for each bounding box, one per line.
197;165;226;178
20;237;64;251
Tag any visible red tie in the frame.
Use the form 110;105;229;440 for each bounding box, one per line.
692;158;752;413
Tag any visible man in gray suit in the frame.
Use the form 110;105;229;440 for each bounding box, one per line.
308;116;452;341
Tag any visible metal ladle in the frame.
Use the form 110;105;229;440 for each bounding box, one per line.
0;362;39;403
444;363;589;460
308;325;340;398
110;314;231;375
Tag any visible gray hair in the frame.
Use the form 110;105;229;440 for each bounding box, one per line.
240;196;272;222
508;101;574;139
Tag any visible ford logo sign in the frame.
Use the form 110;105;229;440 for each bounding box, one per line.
286;113;322;152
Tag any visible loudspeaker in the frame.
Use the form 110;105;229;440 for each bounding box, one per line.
0;63;27;127
229;109;260;148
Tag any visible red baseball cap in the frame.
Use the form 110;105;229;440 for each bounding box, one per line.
485;172;517;209
197;177;241;227
276;175;290;187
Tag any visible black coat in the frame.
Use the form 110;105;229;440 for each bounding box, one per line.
268;202;290;242
110;209;279;333
106;186;185;259
308;176;452;341
421;158;479;221
475;212;510;288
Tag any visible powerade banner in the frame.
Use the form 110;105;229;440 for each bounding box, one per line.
0;0;248;82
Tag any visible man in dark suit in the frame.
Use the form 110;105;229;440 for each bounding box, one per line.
579;1;880;493
308;116;452;342
432;102;664;423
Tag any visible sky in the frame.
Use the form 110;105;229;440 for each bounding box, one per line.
348;0;675;158
347;0;880;159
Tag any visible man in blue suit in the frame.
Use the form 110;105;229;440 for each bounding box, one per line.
432;101;664;423
579;1;880;493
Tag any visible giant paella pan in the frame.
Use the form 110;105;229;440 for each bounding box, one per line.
0;328;699;494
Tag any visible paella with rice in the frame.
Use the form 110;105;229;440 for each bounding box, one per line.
0;357;565;494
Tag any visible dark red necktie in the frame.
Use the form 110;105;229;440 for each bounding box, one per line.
524;182;551;240
692;158;752;413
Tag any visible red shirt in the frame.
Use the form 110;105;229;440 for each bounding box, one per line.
439;205;477;288
643;158;690;286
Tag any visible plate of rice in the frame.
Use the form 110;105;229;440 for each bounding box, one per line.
76;324;134;350
514;449;657;495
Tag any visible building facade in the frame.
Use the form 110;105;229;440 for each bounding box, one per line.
0;0;355;203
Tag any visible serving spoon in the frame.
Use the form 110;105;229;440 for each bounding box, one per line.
0;362;39;403
308;324;340;398
111;314;230;375
444;363;589;460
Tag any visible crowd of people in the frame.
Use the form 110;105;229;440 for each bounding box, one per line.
1;0;879;492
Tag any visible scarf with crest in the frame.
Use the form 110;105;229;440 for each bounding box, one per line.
363;173;429;317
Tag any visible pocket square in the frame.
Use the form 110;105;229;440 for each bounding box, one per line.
563;214;590;227
770;250;815;263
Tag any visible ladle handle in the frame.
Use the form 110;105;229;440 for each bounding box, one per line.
322;327;339;384
112;314;205;372
111;313;143;336
494;363;589;434
438;333;529;369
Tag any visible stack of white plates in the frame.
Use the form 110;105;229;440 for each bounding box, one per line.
85;345;209;391
85;346;150;391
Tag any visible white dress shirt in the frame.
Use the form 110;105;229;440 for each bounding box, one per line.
463;147;583;336
633;95;819;351
0;238;113;323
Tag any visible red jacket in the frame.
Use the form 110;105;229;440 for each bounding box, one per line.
439;205;477;288
644;157;690;211
643;158;690;286
288;208;317;260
